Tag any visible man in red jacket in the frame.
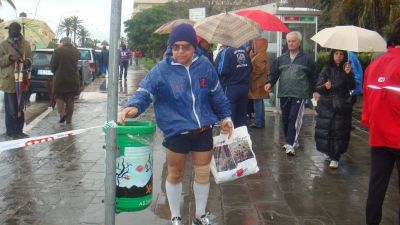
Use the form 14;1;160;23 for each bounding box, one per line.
362;17;400;225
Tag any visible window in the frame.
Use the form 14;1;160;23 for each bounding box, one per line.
32;52;53;66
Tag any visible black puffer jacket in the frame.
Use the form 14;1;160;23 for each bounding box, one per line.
314;64;356;160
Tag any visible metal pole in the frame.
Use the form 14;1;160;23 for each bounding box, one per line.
105;0;122;224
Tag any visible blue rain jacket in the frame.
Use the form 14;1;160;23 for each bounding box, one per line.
348;51;363;95
125;49;231;140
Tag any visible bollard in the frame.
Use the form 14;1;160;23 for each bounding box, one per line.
115;121;156;213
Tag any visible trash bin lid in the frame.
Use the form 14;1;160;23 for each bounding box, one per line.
117;121;156;135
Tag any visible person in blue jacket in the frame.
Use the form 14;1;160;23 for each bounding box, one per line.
347;51;363;104
215;44;252;128
119;24;233;225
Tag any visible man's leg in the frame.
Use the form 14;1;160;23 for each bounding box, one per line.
4;93;18;137
366;147;395;225
192;150;212;220
253;99;265;127
56;95;66;122
279;97;290;139
286;98;305;146
65;93;75;124
119;64;123;80
166;149;186;220
123;63;128;79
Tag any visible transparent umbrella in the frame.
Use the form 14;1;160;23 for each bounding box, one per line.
311;25;387;52
194;13;260;48
154;19;195;35
0;18;55;50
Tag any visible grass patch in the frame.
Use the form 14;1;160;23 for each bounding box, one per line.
141;58;158;70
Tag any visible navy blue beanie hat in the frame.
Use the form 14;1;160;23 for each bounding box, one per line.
168;23;197;48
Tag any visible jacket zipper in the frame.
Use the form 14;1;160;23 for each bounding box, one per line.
185;66;201;128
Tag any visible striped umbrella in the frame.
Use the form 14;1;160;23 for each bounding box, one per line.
154;19;195;35
194;13;260;48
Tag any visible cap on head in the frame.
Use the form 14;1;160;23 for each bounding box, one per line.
60;37;72;45
168;23;197;48
6;22;21;31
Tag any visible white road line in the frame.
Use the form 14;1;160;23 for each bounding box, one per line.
24;107;53;132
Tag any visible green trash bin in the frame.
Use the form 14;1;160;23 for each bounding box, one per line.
115;121;156;213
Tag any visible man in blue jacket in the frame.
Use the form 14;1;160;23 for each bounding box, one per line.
215;45;252;128
264;31;317;156
119;24;233;225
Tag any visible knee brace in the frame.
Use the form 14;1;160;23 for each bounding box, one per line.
194;164;211;184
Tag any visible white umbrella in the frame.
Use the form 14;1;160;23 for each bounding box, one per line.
194;13;260;48
311;25;387;52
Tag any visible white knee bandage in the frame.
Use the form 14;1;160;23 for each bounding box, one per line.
194;164;211;184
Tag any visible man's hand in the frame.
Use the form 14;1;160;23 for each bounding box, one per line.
119;107;138;125
23;59;31;68
312;92;321;102
264;83;272;93
9;55;19;62
220;117;233;138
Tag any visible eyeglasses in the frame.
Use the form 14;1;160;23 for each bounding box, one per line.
172;44;192;52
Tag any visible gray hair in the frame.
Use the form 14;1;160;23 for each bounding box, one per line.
60;37;72;45
286;31;302;42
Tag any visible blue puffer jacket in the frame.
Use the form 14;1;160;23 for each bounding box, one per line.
125;49;231;140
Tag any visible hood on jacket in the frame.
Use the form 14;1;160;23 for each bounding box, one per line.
253;38;268;53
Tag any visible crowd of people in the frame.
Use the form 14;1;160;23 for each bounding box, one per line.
119;17;399;225
1;16;399;225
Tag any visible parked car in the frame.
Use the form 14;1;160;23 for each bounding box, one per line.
77;47;100;80
30;48;54;97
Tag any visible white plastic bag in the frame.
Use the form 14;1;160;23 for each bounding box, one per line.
210;126;259;184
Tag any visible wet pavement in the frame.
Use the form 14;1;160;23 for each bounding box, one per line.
0;65;398;225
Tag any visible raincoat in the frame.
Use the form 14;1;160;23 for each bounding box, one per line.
0;38;31;93
248;38;269;99
125;49;231;140
361;47;400;149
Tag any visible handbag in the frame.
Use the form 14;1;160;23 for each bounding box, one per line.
210;126;259;184
332;94;353;113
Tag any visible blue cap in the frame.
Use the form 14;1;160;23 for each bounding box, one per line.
168;23;197;48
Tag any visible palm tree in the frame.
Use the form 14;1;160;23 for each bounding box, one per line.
78;27;90;47
0;0;16;9
69;15;83;44
59;17;73;37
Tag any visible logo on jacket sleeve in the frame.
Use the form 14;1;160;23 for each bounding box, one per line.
378;77;385;82
199;77;208;88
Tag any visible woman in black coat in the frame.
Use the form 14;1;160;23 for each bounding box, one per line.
314;49;356;169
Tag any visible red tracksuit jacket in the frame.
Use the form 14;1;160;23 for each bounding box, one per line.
361;47;400;149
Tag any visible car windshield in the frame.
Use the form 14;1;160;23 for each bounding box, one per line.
79;50;91;60
32;52;53;66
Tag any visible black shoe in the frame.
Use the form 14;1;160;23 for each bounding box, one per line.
59;115;67;123
17;132;30;139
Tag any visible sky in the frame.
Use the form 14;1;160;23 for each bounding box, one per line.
1;0;135;42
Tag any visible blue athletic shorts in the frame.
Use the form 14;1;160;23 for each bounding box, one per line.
162;128;213;154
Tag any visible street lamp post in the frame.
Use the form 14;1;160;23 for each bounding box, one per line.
34;0;43;19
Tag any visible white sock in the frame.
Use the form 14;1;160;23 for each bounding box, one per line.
165;181;182;219
193;182;210;218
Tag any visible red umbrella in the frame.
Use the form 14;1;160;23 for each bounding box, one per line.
236;10;290;32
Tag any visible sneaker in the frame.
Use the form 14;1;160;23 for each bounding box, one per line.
282;144;289;151
285;145;295;156
192;212;211;225
329;160;339;169
171;217;182;225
